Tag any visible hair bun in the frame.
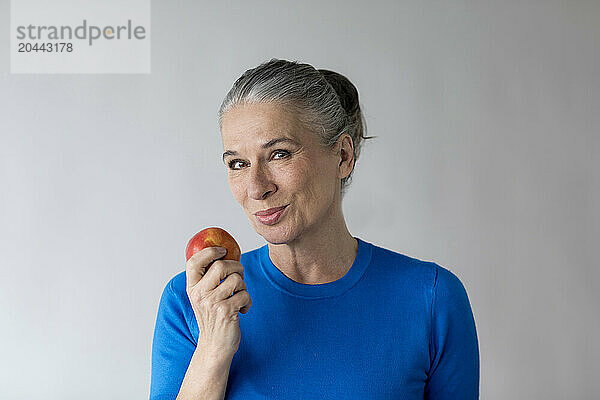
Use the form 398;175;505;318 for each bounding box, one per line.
318;69;359;118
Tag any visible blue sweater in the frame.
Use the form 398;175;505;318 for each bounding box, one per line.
150;237;479;399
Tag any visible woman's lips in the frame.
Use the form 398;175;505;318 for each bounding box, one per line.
254;205;287;216
255;205;288;225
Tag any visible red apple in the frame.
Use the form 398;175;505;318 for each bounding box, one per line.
185;227;241;262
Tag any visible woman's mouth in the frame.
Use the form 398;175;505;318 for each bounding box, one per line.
254;205;288;225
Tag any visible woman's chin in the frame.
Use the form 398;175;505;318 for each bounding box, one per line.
259;231;289;245
255;225;294;245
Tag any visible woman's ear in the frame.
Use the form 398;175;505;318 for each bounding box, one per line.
337;134;355;178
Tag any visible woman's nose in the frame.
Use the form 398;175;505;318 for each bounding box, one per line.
247;163;276;200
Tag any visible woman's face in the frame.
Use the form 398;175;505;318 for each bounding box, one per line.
221;102;341;245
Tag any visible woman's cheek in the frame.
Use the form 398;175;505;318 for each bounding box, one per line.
228;174;245;203
280;160;307;185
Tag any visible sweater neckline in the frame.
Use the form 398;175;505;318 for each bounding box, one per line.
258;237;372;299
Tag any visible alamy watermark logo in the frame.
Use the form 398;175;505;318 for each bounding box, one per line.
11;0;150;74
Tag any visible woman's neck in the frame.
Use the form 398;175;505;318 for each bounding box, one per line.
267;205;359;285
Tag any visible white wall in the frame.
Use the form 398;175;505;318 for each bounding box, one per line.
1;0;598;398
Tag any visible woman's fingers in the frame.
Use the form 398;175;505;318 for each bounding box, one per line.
237;291;253;314
219;287;252;315
213;272;246;301
185;247;227;291
199;259;244;293
186;253;251;317
183;248;251;361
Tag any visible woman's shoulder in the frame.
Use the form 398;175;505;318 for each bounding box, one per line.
366;239;467;290
368;240;435;273
166;270;187;296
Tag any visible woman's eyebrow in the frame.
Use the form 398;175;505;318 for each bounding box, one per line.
222;137;299;161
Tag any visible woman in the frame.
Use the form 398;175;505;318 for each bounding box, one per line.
150;59;479;399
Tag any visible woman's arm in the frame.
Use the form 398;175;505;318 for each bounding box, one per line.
150;277;233;400
176;345;232;400
425;264;480;399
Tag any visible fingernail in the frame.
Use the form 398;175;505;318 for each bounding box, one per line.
218;247;227;254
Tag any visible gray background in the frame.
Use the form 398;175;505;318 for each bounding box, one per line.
1;1;598;399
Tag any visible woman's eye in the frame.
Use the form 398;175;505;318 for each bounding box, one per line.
272;150;290;160
228;160;245;170
228;150;289;170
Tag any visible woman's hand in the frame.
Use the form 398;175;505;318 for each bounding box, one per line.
185;247;253;361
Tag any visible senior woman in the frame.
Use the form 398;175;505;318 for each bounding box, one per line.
150;59;479;400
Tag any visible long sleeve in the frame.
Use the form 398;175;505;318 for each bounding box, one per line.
425;265;480;399
149;278;197;400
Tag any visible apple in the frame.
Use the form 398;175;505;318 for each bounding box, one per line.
185;227;241;262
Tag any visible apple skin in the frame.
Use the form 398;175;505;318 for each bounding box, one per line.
185;227;241;262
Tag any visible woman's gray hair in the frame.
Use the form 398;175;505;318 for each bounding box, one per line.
218;58;376;197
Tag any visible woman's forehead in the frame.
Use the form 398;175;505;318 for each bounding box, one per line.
221;102;311;147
